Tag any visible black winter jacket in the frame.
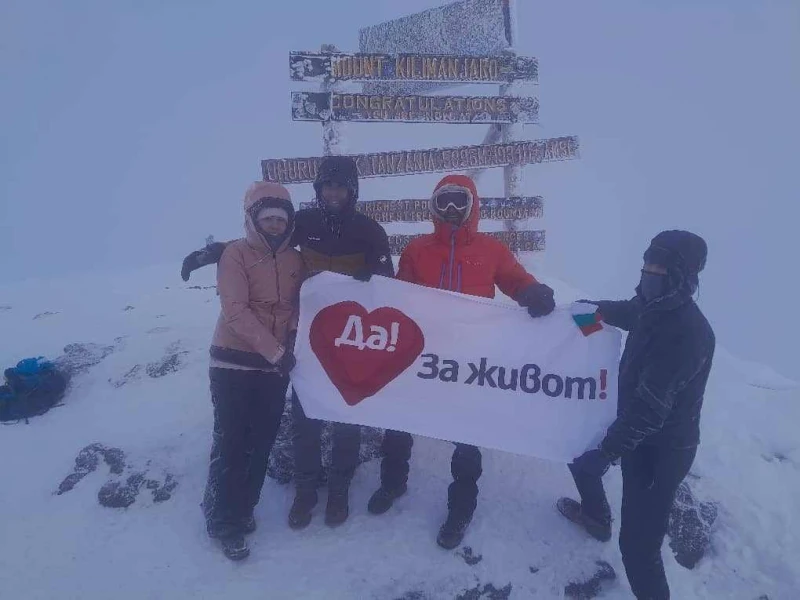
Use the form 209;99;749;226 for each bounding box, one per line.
293;207;393;277
597;293;715;457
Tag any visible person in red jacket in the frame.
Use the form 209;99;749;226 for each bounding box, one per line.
366;174;556;549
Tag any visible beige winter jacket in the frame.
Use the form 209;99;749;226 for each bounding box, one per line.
210;182;305;369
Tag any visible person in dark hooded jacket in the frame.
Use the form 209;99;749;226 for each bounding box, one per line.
366;174;556;550
183;156;394;530
557;230;715;600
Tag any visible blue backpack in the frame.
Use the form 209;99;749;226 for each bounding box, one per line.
0;357;69;422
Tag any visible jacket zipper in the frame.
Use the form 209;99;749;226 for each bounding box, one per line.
448;231;456;290
271;251;280;339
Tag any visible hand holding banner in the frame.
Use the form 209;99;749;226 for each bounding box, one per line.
292;273;622;463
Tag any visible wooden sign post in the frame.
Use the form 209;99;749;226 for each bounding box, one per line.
262;136;579;184
291;91;539;124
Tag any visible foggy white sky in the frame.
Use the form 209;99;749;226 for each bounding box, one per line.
1;0;798;379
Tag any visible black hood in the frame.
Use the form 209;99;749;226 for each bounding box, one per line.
643;230;708;297
313;155;359;205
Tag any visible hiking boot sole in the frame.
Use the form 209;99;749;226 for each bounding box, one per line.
556;497;612;543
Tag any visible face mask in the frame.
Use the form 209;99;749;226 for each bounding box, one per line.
639;270;667;301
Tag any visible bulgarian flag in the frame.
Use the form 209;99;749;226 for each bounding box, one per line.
571;302;603;336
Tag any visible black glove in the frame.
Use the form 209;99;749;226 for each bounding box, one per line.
571;448;613;477
180;242;227;281
352;267;373;282
277;351;296;376
517;283;556;318
286;330;298;355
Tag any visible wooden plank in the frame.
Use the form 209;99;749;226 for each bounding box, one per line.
298;197;544;223
289;51;538;84
291;91;538;124
262;136;578;184
387;229;545;255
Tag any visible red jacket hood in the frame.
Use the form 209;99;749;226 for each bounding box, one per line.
431;174;480;245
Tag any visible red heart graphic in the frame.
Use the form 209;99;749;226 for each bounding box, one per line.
309;301;425;406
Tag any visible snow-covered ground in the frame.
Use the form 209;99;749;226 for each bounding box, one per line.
1;262;798;599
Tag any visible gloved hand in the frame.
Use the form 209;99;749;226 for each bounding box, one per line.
517;283;556;318
277;351;297;376
571;448;614;477
181;242;227;281
352;267;373;282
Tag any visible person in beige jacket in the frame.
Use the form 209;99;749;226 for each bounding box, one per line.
201;182;305;561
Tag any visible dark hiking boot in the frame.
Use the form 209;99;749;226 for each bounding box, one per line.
288;489;318;530
243;514;257;535
557;497;612;542
436;512;473;550
367;484;408;515
325;488;350;527
220;535;250;561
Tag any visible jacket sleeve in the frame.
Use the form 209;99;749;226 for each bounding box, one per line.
495;244;537;300
596;298;641;332
217;245;285;364
396;246;416;283
367;222;395;277
600;333;705;458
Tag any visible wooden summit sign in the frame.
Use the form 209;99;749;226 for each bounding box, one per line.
291;92;539;124
388;230;545;255
289;51;538;84
299;197;544;223
262;136;578;184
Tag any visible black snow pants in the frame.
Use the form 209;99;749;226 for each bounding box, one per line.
381;429;483;519
202;368;288;538
570;444;697;600
291;390;361;493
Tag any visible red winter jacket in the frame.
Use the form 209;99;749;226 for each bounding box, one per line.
397;174;537;299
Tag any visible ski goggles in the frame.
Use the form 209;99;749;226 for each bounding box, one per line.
433;190;471;212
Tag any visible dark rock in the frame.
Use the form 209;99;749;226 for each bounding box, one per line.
58;444;176;507
101;447;126;474
455;583;512;600
57;444;126;494
565;560;616;599
151;474;178;503
458;546;483;566
76;444;103;472
55;343;115;377
33;311;59;320
393;592;427;600
0;305;11;311
668;482;718;569
529;567;540;574
123;306;135;311
58;472;90;495
110;365;143;388
98;472;146;508
146;353;185;378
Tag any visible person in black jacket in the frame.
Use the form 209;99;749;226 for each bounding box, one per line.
182;156;394;530
557;230;715;600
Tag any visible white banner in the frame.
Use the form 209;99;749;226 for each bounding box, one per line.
291;273;622;463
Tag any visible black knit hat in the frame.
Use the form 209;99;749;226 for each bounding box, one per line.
313;156;359;202
644;230;707;292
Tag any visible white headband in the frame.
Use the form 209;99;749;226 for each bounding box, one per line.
256;207;289;221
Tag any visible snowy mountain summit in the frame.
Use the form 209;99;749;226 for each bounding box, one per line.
1;264;798;599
